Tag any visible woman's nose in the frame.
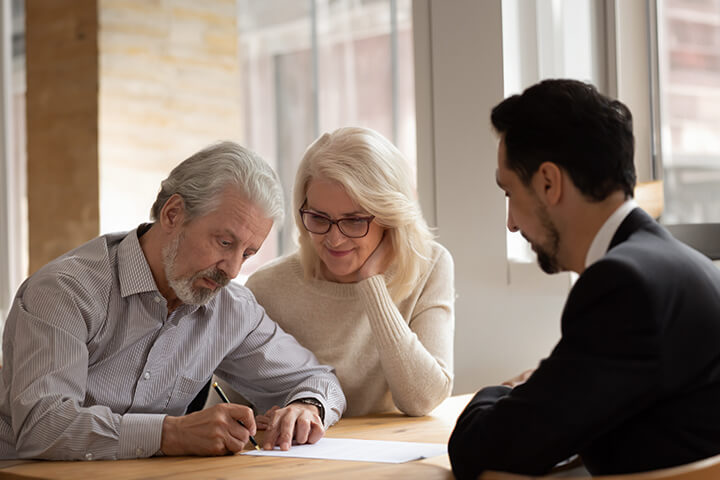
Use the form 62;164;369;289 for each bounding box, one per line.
325;223;346;244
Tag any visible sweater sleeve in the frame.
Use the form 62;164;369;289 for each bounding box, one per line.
356;247;455;416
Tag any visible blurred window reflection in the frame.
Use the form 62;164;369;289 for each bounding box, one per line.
658;0;720;223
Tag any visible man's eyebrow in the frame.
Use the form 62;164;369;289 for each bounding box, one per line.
219;229;238;241
220;229;261;253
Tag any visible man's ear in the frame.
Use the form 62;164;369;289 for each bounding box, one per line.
535;162;563;206
159;194;186;232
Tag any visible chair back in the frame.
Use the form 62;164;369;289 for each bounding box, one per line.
480;453;720;480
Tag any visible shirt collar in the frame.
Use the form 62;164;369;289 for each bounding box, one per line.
584;199;638;269
118;224;161;298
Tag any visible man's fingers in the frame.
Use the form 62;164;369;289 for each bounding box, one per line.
223;431;247;454
307;421;324;444
260;404;325;450
255;414;270;430
294;416;311;445
265;405;281;415
160;404;261;456
276;409;298;450
217;404;256;453
225;417;250;444
227;405;257;436
262;412;282;450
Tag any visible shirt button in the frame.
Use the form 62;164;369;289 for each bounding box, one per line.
154;296;162;303
143;371;151;380
85;452;93;461
135;447;145;457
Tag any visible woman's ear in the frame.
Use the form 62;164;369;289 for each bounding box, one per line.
159;194;186;232
535;162;563;206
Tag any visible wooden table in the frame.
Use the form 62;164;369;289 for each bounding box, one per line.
0;395;472;480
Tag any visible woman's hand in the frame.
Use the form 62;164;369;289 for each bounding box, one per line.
356;231;393;281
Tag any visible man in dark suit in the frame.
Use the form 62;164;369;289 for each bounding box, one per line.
449;79;720;479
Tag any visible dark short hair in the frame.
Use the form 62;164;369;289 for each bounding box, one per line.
491;79;636;201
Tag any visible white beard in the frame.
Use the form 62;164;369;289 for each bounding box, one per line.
161;232;226;306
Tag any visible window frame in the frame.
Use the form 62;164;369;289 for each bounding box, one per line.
644;0;720;260
0;0;20;332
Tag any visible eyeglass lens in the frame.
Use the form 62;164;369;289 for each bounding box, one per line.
302;212;370;238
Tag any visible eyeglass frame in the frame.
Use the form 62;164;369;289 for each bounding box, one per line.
298;205;376;238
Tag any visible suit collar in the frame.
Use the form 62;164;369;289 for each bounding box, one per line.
585;199;638;268
608;207;658;251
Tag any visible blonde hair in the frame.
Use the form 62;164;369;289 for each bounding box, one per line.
294;127;434;302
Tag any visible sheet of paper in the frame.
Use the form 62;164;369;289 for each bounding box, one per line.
241;437;447;464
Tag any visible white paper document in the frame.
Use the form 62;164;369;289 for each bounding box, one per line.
241;437;447;463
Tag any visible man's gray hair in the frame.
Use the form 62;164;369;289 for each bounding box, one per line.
151;141;284;225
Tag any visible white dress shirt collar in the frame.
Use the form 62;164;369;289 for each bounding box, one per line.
584;198;638;269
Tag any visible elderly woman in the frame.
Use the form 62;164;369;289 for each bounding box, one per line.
217;127;455;418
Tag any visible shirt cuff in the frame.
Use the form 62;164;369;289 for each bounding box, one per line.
118;413;166;459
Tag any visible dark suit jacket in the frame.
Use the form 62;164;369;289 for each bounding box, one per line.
449;208;720;479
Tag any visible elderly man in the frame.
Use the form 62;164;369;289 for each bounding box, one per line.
0;141;346;460
449;79;720;478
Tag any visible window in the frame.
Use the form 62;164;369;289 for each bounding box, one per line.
237;0;415;279
501;0;606;264
0;0;26;329
656;0;720;224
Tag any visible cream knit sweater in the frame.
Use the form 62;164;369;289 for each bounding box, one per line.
242;241;455;417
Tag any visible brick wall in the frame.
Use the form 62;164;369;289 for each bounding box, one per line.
27;0;246;272
98;0;244;233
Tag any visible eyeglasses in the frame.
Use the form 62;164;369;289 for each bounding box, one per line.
299;208;375;238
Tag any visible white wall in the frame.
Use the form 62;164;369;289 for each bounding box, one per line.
412;0;684;395
414;0;570;394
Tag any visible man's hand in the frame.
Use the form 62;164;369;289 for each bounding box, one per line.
260;403;324;451
501;368;536;388
255;405;280;430
160;403;257;456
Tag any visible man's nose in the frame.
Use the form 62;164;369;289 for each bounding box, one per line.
220;251;244;280
507;210;519;233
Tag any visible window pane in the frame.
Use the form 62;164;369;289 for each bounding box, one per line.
658;0;720;223
502;0;605;262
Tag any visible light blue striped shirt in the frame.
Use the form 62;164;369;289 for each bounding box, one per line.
0;226;345;460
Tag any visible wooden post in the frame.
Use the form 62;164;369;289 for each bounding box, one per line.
26;0;100;273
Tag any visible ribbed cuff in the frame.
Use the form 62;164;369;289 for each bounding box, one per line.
357;275;411;350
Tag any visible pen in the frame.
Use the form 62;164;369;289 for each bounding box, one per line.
212;381;261;451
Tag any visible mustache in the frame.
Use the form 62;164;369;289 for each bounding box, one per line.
194;267;230;288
